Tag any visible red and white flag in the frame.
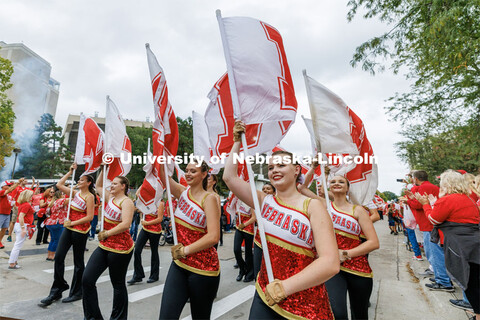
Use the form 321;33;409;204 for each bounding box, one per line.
192;111;220;173
174;162;188;187
146;44;179;178
213;13;297;155
75;114;104;175
105;96;132;182
137;147;163;214
304;73;378;205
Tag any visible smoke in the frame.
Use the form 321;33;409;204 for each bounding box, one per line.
0;52;56;180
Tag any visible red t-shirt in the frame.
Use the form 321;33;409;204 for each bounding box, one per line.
424;193;480;225
17;203;35;225
407;181;440;232
0;190;13;215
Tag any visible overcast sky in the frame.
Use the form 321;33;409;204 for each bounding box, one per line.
1;0;410;194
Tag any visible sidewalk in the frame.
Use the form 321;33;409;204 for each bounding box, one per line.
369;219;470;319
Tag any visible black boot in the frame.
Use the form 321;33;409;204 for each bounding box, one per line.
236;268;246;281
39;292;62;307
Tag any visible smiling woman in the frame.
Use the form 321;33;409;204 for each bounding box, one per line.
223;120;339;320
81;169;135;320
158;160;221;319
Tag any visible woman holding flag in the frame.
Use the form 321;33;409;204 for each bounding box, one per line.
39;163;95;307
224;121;339;319
159;160;221;320
128;198;164;284
324;175;379;320
82;168;134;320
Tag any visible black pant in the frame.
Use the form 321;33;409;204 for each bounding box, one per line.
82;247;133;320
159;262;220;319
325;270;373;320
36;216;49;244
234;229;254;278
133;229;160;281
253;242;262;279
50;228;88;297
249;291;285;319
465;262;480;314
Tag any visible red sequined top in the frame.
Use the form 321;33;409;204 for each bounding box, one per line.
173;188;220;277
330;203;373;278
142;212;162;234
235;199;254;235
256;195;334;320
99;198;134;254
67;193;92;234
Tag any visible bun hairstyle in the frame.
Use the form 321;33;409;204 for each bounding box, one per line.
191;159;210;191
83;175;97;204
270;150;302;183
115;176;130;196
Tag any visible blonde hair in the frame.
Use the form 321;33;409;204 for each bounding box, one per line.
439;170;470;195
472;175;480;197
17;189;34;204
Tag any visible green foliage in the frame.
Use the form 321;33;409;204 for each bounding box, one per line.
376;190;388;202
125;125;152;188
176;116;193;170
395;122;479;179
15;114;72;178
348;0;480;173
382;190;398;201
0;54;15;168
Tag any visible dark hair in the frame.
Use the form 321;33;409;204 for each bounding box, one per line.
209;173;218;193
413;170;428;182
191;160;210;191
270;150;302;183
83;175;97;203
114;176;130;196
263;182;276;193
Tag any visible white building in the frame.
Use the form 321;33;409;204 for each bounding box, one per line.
0;41;59;133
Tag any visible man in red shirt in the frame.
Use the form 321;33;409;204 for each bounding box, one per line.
405;170;453;292
0;179;22;249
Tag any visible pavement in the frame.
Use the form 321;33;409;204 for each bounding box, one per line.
0;219;473;319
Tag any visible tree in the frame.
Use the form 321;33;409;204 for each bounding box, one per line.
382;191;398;201
0;54;15;168
395;122;479;179
15;114;72;178
347;1;480;130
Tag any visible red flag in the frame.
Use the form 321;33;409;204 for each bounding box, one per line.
105;97;132;181
146;44;179;179
75;114;104;175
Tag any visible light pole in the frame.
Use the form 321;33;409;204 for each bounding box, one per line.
11;148;21;179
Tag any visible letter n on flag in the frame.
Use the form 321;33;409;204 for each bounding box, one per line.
75;114;104;175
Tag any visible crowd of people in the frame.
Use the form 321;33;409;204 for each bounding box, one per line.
1;121;479;320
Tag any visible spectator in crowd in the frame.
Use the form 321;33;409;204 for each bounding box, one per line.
0;180;21;249
36;187;54;245
44;191;68;261
415;170;480;318
405;170;453;291
89;192;101;240
8;189;35;269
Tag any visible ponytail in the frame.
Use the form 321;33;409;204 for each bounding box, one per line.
84;175;97;204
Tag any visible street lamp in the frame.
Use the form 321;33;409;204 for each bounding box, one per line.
11;148;21;179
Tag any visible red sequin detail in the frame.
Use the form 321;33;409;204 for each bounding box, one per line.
100;219;134;253
257;241;333;319
176;221;219;273
143;214;162;233
236;213;254;235
336;233;372;276
69;209;91;233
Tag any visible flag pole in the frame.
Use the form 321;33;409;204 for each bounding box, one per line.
66;169;76;220
100;164;108;231
217;9;274;283
303;69;333;214
143;138;151;223
163;152;178;245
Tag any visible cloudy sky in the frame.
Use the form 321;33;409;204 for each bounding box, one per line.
1;0;410;194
